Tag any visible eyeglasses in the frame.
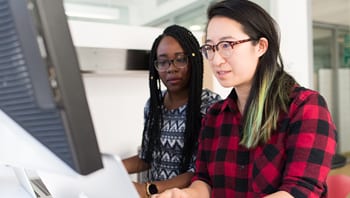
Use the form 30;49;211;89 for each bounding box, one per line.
154;54;188;72
199;38;253;60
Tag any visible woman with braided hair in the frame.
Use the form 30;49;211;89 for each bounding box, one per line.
122;24;221;198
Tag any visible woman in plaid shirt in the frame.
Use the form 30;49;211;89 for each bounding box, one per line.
154;0;336;198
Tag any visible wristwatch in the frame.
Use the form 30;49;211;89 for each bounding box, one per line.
146;182;158;196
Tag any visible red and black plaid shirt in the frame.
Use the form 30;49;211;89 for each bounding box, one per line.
192;86;337;198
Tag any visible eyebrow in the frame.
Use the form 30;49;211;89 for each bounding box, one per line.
157;52;185;58
205;36;235;43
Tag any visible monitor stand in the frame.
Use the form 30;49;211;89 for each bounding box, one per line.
12;167;52;198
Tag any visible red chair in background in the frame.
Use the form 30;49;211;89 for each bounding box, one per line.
327;174;350;198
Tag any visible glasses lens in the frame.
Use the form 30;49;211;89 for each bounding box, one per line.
218;41;233;58
200;45;213;60
154;55;188;71
174;56;188;67
154;60;169;71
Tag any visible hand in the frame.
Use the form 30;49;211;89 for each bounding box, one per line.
263;191;294;198
133;182;148;198
151;188;190;198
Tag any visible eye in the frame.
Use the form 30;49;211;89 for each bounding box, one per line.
202;45;213;52
220;42;232;49
157;60;169;67
175;56;187;64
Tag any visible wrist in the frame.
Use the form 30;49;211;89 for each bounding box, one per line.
145;182;158;197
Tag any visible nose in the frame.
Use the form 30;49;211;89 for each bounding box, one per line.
166;61;178;73
210;50;226;67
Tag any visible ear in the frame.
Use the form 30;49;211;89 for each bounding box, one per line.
256;37;268;57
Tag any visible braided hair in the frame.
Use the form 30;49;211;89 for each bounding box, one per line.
141;25;203;172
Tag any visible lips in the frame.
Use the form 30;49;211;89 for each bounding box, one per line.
166;77;182;84
216;70;231;77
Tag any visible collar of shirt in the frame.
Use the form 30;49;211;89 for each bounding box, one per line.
220;88;239;113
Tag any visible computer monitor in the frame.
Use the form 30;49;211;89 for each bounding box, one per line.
0;0;103;175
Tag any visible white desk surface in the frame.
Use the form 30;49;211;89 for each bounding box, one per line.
0;165;31;198
0;154;139;198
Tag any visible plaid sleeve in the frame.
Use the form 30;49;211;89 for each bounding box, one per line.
191;115;211;185
280;89;337;198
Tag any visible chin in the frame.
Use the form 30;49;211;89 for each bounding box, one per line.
218;80;235;88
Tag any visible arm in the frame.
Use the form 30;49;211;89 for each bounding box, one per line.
151;115;214;198
278;91;336;197
153;172;194;193
264;191;294;198
152;180;211;198
134;172;195;198
122;155;150;174
123;155;195;198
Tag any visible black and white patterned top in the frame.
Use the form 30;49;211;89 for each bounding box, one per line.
139;89;221;181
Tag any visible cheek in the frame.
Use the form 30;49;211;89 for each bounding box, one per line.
158;72;167;82
182;68;191;84
232;50;258;72
228;56;257;80
242;61;258;79
181;67;190;80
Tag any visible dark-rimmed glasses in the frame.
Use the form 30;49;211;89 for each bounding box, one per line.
154;54;188;72
200;38;253;60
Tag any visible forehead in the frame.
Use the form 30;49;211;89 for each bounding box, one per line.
206;16;247;43
157;36;184;56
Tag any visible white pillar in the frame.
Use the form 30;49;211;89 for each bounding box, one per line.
269;0;314;88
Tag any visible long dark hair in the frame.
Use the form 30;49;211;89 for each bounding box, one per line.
141;25;203;172
207;0;296;148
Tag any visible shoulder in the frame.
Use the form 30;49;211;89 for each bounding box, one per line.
201;89;222;103
144;97;151;108
143;98;151;116
288;86;332;123
199;89;222;115
144;90;166;108
290;86;328;108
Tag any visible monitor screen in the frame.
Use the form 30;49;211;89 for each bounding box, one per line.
0;0;103;175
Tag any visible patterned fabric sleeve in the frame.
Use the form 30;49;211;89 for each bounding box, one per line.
200;89;222;115
138;99;151;161
279;88;337;197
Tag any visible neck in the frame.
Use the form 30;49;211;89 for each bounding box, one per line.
164;90;188;110
235;86;251;114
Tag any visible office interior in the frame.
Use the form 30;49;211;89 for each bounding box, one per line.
1;0;349;197
64;0;350;164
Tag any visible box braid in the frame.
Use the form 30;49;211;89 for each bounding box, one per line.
141;25;204;172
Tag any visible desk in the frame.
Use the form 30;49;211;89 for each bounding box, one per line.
1;154;139;198
332;153;347;169
0;165;32;197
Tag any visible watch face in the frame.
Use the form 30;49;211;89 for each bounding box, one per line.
149;183;158;194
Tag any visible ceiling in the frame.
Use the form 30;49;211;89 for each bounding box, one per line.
63;0;350;31
312;0;350;26
63;0;215;31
